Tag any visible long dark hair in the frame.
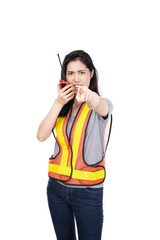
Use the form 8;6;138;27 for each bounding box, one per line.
59;50;100;117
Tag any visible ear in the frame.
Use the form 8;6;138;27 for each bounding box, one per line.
90;69;94;78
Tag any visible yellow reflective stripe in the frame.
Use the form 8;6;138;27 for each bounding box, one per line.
56;117;68;167
49;163;105;180
72;104;90;169
72;169;105;180
49;163;71;176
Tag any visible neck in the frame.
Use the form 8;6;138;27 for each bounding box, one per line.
73;98;81;108
71;98;82;116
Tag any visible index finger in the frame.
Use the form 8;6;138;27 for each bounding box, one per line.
61;83;72;92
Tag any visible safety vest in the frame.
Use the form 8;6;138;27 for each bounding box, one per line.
48;102;112;186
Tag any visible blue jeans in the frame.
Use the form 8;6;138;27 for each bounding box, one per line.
47;177;104;240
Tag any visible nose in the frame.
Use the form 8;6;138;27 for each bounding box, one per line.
74;73;81;83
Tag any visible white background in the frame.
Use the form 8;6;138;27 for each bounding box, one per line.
0;0;160;239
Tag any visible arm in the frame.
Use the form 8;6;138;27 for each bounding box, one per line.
76;86;109;118
37;99;63;142
37;83;75;142
87;91;109;118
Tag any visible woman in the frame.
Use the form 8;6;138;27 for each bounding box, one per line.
37;50;113;240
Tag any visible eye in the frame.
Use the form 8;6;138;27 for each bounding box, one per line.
68;72;73;76
80;71;85;75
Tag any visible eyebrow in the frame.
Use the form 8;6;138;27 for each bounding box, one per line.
67;70;86;72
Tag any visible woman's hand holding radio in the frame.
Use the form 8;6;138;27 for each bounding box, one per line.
37;82;74;142
56;82;75;106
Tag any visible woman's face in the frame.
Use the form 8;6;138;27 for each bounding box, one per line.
66;60;94;93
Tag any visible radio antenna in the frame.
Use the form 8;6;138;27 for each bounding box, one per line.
57;53;66;82
57;53;63;68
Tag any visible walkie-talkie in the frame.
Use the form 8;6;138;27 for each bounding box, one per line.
57;54;69;88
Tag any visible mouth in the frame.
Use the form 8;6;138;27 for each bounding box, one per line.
74;85;81;91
